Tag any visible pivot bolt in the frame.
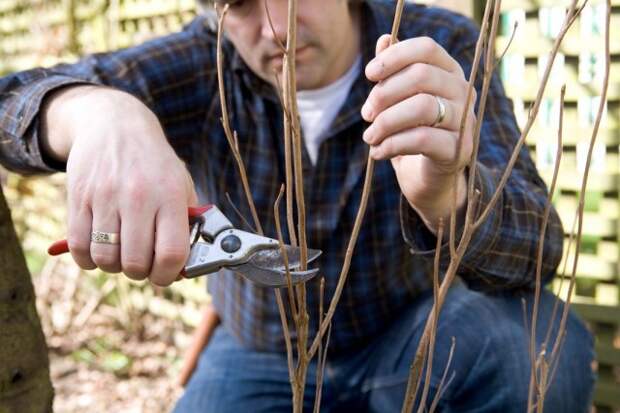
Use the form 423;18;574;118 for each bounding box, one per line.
221;235;241;253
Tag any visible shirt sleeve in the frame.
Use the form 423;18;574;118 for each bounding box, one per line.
0;16;218;175
401;17;564;291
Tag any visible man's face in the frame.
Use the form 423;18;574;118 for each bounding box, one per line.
217;0;360;90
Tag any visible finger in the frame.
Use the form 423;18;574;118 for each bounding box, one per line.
366;36;463;82
149;201;190;287
67;202;97;270
375;34;392;56
364;94;461;146
90;205;122;274
119;203;155;281
361;63;467;122
369;127;462;164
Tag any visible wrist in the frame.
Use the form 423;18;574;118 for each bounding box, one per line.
407;172;468;234
41;86;148;161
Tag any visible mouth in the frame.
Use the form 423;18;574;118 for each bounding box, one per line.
267;45;311;62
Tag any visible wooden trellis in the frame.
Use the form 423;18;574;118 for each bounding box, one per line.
498;0;620;410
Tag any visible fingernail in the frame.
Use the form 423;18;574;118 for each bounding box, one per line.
363;129;373;143
361;102;374;121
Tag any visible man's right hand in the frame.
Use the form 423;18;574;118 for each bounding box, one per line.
41;86;198;286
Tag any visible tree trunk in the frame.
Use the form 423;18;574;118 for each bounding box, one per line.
0;185;53;413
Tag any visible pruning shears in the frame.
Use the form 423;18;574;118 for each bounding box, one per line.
48;204;321;288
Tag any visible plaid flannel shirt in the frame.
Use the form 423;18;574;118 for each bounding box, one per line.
0;0;563;354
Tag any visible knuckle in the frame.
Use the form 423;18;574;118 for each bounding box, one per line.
125;178;147;204
149;275;174;287
422;94;436;113
372;116;387;138
411;63;431;81
67;236;90;257
407;65;426;94
68;178;90;203
415;129;430;151
157;245;188;269
91;251;118;268
418;36;437;54
123;257;151;278
97;181;118;201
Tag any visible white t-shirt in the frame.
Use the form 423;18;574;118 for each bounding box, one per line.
296;55;362;165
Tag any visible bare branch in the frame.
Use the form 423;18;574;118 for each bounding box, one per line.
492;21;519;73
308;0;406;361
225;192;255;232
216;5;263;235
428;337;456;413
313;278;330;413
265;0;287;54
416;219;445;413
474;0;585;228
448;0;496;257
548;0;610;371
528;85;565;400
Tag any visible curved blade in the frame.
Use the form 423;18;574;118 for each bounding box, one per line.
232;263;319;288
249;246;322;271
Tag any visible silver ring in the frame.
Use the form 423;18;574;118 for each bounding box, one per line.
91;231;120;245
432;95;446;127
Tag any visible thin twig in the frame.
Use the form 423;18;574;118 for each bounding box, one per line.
544;208;578;348
275;185;299;322
528;85;565;401
216;5;263;235
264;0;287;54
313;278;328;413
274;186;296;387
448;0;495;257
225;192;255;232
466;0;503;229
416;219;445;413
492;21;519;73
308;0;406;361
547;0;610;371
474;0;585;228
281;1;310;410
428;337;456;413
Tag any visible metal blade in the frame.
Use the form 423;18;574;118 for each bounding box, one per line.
232;262;319;288
248;246;322;271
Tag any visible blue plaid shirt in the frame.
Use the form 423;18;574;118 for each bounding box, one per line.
0;0;563;353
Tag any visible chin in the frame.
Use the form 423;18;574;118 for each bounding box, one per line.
294;68;322;90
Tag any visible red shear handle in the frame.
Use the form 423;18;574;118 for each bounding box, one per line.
48;205;214;256
188;205;213;218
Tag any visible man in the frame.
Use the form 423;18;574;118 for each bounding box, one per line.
0;0;594;411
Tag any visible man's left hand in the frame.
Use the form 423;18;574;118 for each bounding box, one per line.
361;35;476;233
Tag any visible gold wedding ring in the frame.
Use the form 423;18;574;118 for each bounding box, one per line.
432;95;446;127
91;231;120;245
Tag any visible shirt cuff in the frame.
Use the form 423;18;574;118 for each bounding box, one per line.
400;162;503;275
5;74;97;173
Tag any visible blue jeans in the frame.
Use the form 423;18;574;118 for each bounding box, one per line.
174;283;594;412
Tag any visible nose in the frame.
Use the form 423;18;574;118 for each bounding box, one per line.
259;0;288;45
